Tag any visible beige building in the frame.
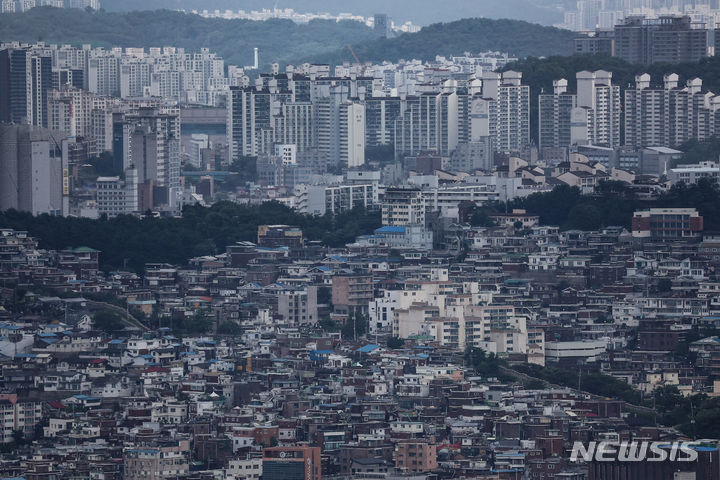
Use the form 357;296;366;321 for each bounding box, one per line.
123;440;190;480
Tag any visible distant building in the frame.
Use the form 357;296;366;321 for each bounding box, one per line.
632;208;704;241
332;274;374;316
374;14;391;38
381;188;425;227
262;446;321;480
394;441;437;473
574;30;614;56
123;440;190;480
614;15;708;65
257;225;303;248
0;124;69;216
96;168;139;218
624;74;720;149
668;161;720;185
490;209;540;229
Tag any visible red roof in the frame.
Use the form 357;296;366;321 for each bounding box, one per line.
89;358;106;364
47;401;66;409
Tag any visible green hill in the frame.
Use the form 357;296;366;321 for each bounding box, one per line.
0;8;574;68
313;18;577;65
0;7;377;68
104;0;566;27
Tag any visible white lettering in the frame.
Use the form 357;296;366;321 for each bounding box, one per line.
570;441;597;462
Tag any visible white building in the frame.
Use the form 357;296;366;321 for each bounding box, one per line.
544;339;608;363
668;161;720;185
96;168;139;218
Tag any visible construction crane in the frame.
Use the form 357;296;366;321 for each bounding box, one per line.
346;45;366;76
346;44;361;64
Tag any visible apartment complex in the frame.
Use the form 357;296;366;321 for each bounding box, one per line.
624;74;720;148
574;15;709;65
539;71;621;151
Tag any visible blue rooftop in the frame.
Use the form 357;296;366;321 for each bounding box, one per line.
376;226;406;234
356;344;380;353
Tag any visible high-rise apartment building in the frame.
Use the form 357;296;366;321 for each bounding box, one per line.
395;91;461;157
578;70;622;148
0;47;52;127
227;85;277;161
112;107;181;211
469;71;530;154
624;73;720;148
364;96;401;148
539;79;577;151
314;84;365;168
0;124;69;216
614;15;708;65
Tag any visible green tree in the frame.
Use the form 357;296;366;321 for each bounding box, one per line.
92;309;125;332
217;321;242;335
386;337;404;349
342;311;367;340
465;347;501;377
565;204;603;230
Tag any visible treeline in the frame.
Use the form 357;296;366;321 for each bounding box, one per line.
472;178;720;231
0;202;381;272
315;18;575;65
0;7;375;67
500;54;720;141
103;0;564;26
513;363;642;404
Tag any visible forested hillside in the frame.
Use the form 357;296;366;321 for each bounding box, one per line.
103;0;566;26
0;7;376;67
314;18;576;64
0;8;574;68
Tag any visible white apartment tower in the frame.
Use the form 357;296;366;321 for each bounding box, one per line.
624;73;720;148
575;70;621;148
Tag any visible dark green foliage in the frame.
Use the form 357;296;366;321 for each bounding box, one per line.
0;7;376;68
315;18;575;65
217;321;242;335
513;363;642;404
0;202;381;271
465;347;501;377
386;337;404;349
523;378;546;390
509;178;720;231
341;311;367;340
676;137;720;165
92;309;125;332
318;317;339;332
469;207;496;227
653;385;720;438
173;310;213;335
565;204;603;231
